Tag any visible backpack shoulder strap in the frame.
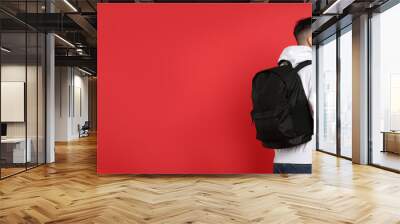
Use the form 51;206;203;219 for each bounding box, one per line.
294;60;312;73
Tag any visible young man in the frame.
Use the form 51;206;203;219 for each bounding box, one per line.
274;17;314;174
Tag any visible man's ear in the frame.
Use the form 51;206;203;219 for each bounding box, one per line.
307;35;312;47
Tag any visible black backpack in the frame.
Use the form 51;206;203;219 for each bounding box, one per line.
251;60;313;149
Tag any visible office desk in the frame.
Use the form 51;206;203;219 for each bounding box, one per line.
382;131;400;154
1;138;32;164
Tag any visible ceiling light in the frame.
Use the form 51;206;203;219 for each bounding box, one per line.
54;34;75;48
63;0;78;12
76;48;84;55
78;67;94;76
1;47;11;53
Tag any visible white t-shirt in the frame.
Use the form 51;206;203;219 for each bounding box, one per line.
274;45;315;164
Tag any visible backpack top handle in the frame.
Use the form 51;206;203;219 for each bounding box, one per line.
278;60;292;67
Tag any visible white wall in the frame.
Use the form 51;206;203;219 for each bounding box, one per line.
1;66;26;138
1;65;39;137
72;73;89;138
1;63;46;164
55;67;89;141
55;66;70;141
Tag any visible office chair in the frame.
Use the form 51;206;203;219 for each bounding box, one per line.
79;121;90;138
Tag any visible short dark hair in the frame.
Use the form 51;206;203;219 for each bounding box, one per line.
294;17;312;44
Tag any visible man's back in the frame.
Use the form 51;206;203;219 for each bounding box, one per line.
274;45;315;165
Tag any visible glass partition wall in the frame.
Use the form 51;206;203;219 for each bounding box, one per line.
0;2;46;179
317;35;337;155
370;3;400;171
339;27;352;159
316;26;352;159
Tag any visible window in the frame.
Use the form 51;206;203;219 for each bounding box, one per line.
370;3;400;171
339;27;352;158
317;36;337;154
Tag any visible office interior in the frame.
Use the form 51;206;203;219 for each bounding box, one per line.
0;0;97;179
0;0;400;222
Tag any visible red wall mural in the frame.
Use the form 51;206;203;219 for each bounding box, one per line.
98;3;311;174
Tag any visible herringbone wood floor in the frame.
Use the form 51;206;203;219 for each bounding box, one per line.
1;135;400;224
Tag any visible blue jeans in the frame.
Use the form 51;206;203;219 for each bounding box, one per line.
273;163;312;174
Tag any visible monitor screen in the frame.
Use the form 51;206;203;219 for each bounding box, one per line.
1;123;7;137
